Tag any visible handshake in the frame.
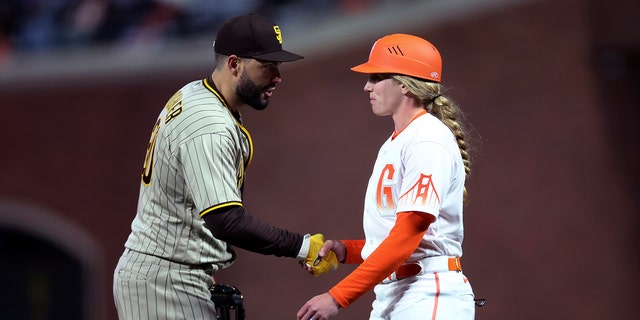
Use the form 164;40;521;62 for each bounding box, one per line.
300;234;339;276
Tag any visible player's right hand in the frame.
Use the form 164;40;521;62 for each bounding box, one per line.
301;234;339;276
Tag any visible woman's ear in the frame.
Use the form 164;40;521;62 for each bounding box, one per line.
400;84;410;95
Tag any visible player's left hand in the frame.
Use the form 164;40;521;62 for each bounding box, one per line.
296;292;340;320
301;234;339;276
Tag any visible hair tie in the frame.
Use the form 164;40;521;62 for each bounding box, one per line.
426;94;441;104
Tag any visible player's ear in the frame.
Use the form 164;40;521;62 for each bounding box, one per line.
228;55;241;75
399;84;410;95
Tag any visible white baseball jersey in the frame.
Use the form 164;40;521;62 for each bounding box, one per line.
124;77;253;269
361;111;465;261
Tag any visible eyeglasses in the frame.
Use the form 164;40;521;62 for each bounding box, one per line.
368;73;393;83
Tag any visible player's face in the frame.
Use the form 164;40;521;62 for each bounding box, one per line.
236;58;282;110
364;74;403;116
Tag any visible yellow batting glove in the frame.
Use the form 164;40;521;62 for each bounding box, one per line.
304;234;339;276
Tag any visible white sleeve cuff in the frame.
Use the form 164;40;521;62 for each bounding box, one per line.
297;233;311;260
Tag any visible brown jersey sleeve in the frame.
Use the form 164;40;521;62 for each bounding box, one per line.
203;206;304;258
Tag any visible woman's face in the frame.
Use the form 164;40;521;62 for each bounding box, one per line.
363;74;404;116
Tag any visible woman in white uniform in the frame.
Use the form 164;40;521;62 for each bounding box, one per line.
297;33;477;320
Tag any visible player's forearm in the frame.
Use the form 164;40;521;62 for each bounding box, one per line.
204;206;304;258
329;211;433;308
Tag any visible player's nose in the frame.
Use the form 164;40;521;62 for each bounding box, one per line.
364;81;373;92
270;67;282;83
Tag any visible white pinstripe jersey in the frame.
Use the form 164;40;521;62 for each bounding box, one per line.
124;78;252;269
361;111;465;261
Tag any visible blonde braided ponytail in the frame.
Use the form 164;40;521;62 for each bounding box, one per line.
393;75;471;202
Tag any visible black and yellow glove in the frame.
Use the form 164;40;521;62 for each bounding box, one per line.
302;233;338;276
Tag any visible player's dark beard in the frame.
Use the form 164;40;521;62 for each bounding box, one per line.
236;69;269;110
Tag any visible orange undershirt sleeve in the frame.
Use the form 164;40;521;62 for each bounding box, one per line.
328;211;433;309
340;239;366;264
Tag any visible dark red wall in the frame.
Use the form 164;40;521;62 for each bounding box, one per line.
1;0;637;319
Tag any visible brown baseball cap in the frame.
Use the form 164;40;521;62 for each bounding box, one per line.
214;13;303;62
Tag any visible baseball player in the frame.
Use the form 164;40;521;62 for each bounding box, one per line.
113;14;337;320
297;34;476;320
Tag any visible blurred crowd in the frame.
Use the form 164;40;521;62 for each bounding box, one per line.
0;0;386;60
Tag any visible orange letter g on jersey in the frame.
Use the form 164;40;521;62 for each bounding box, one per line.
376;164;396;209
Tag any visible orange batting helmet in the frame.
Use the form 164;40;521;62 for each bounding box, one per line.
351;33;442;82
